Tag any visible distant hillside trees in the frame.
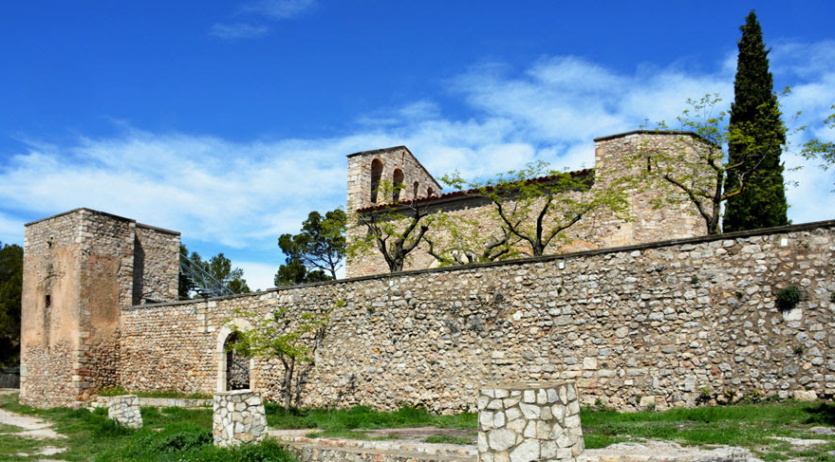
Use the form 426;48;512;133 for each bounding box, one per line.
179;244;251;298
0;241;23;367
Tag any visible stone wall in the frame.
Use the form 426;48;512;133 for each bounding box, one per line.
119;220;835;413
346;131;713;278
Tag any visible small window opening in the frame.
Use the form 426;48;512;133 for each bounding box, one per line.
392;169;405;201
427;187;435;197
45;295;51;308
647;156;652;172
370;159;384;203
413;181;420;198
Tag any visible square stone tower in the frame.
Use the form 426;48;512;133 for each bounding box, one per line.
20;208;180;407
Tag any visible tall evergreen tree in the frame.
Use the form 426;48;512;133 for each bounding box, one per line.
722;10;788;232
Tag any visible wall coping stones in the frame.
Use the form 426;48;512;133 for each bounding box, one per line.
123;218;835;311
93;395;211;409
107;395;143;429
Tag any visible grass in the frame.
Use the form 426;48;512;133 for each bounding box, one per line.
265;404;476;439
0;393;295;461
97;386;212;400
581;401;835;460
6;390;835;460
422;434;473;445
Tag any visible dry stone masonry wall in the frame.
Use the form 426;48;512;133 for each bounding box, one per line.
119;221;835;413
478;381;584;462
107;395;143;429
213;390;268;447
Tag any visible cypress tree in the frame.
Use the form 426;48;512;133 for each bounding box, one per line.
722;10;788;232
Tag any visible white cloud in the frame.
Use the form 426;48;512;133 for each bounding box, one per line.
2;39;834;284
210;23;270;40
236;261;279;292
240;0;317;20
0;211;24;245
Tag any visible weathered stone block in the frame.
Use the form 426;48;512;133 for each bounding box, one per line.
107;395;143;429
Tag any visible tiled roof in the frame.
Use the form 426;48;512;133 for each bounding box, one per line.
356;168;594;213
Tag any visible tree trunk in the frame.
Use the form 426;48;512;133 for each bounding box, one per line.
283;358;295;410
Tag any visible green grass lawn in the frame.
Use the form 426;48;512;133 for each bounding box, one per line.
580;401;835;461
0;393;293;461
4;391;835;461
264;404;477;440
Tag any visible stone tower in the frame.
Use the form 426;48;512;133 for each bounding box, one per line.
593;131;712;245
19;208;180;408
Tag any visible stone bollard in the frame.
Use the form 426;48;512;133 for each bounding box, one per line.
107;395;143;429
213;390;267;447
478;381;584;462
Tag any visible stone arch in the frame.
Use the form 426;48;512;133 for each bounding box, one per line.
216;319;256;392
413;181;420;199
392;168;405;201
370;158;383;203
427;187;435;197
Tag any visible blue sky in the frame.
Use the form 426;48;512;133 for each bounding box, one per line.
1;1;834;290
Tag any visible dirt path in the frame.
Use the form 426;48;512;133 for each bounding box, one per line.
0;408;65;440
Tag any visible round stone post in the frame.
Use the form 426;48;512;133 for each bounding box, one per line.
107;395;143;429
213;390;267;447
478;381;583;462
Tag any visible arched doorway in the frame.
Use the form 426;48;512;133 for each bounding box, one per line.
224;332;250;391
216;319;255;392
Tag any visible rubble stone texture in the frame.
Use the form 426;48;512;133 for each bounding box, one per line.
212;390;267;447
119;221;835;413
478;381;583;462
346;131;712;277
107;395;142;429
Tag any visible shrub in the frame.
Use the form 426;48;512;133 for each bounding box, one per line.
776;285;802;311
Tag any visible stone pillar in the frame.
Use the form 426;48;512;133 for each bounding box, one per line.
213;390;267;447
107;395;143;429
478;381;584;462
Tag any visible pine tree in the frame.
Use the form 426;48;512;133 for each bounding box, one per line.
722;10;788;232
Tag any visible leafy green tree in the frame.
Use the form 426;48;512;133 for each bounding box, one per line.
229;300;342;409
423;214;521;266
207;253;251;294
179;244;251;297
723;10;789;232
275;209;346;286
635;94;790;235
802;105;835;188
0;241;23;367
348;180;436;273
441;161;630;257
